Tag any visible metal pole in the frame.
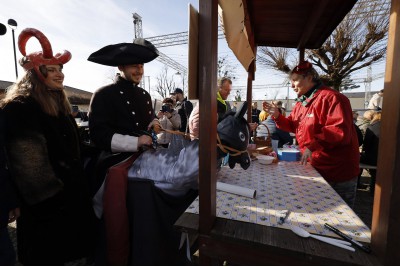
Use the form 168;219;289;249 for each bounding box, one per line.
286;82;290;110
11;29;18;79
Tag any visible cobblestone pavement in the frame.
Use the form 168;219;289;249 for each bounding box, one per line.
7;171;375;265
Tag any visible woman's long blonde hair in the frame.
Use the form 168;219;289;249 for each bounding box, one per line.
1;66;72;117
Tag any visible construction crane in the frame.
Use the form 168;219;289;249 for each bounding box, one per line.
132;13;187;87
132;13;143;38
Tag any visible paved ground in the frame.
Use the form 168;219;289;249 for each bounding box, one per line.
7;171;375;265
353;169;375;228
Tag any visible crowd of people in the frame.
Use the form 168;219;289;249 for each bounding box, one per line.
0;26;383;265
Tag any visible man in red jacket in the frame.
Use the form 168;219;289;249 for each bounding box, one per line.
264;61;360;207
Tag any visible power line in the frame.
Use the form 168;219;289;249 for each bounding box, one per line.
139;1;388;90
146;26;225;48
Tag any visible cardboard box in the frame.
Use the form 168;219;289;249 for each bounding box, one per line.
277;148;300;161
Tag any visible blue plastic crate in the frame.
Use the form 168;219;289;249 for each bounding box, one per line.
277;148;300;161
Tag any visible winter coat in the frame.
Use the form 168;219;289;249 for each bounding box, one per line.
360;120;380;165
2;96;94;265
0;109;18;229
89;75;154;151
175;98;193;133
274;85;360;183
217;93;231;123
88;75;155;197
157;110;181;145
189;103;200;140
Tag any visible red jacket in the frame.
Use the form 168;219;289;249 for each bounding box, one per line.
274;86;359;183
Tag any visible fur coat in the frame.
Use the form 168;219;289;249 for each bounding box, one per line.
2;96;94;264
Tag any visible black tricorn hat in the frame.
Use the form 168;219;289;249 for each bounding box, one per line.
87;38;159;66
0;23;7;36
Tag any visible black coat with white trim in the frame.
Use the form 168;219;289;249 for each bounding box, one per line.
89;75;154;151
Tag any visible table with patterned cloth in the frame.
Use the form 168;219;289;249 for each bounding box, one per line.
185;161;370;243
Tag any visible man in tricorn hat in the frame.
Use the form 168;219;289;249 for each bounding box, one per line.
88;38;159;153
87;38;161;264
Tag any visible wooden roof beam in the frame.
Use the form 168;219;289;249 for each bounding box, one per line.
243;0;255;120
297;0;329;50
242;0;255;53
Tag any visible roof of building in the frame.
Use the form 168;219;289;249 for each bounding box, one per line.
0;80;92;104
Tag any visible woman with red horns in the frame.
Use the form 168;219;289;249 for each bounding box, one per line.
0;28;95;265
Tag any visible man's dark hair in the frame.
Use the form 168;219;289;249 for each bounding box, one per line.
162;98;174;105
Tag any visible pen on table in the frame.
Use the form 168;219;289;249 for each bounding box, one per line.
278;210;291;225
324;223;371;253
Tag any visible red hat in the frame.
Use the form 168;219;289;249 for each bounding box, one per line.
291;61;313;75
18;28;71;82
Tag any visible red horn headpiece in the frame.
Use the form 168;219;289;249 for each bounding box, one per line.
18;28;71;82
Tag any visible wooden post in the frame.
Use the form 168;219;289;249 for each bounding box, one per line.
198;0;218;236
246;61;254;122
371;0;400;264
299;48;305;62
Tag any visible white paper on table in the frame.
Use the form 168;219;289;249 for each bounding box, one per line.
216;182;257;198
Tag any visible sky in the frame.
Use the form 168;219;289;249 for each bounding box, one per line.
0;0;386;102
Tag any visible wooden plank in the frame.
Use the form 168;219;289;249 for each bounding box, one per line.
246;62;254;122
174;212;199;235
242;0;254;49
198;234;375;265
297;0;329;50
371;0;400;264
198;0;218;235
177;214;379;265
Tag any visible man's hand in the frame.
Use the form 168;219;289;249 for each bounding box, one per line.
148;118;161;133
8;207;20;223
263;101;280;118
300;148;312;165
138;135;153;147
164;111;172;119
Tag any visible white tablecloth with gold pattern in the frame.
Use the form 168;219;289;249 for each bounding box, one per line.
185;161;371;243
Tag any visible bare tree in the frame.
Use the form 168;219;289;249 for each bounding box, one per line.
263;87;279;101
155;66;176;99
217;55;237;80
258;0;390;91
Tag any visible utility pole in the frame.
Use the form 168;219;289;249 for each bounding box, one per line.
364;65;372;108
132;12;187;93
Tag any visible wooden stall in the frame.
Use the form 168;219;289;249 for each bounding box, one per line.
184;0;400;265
